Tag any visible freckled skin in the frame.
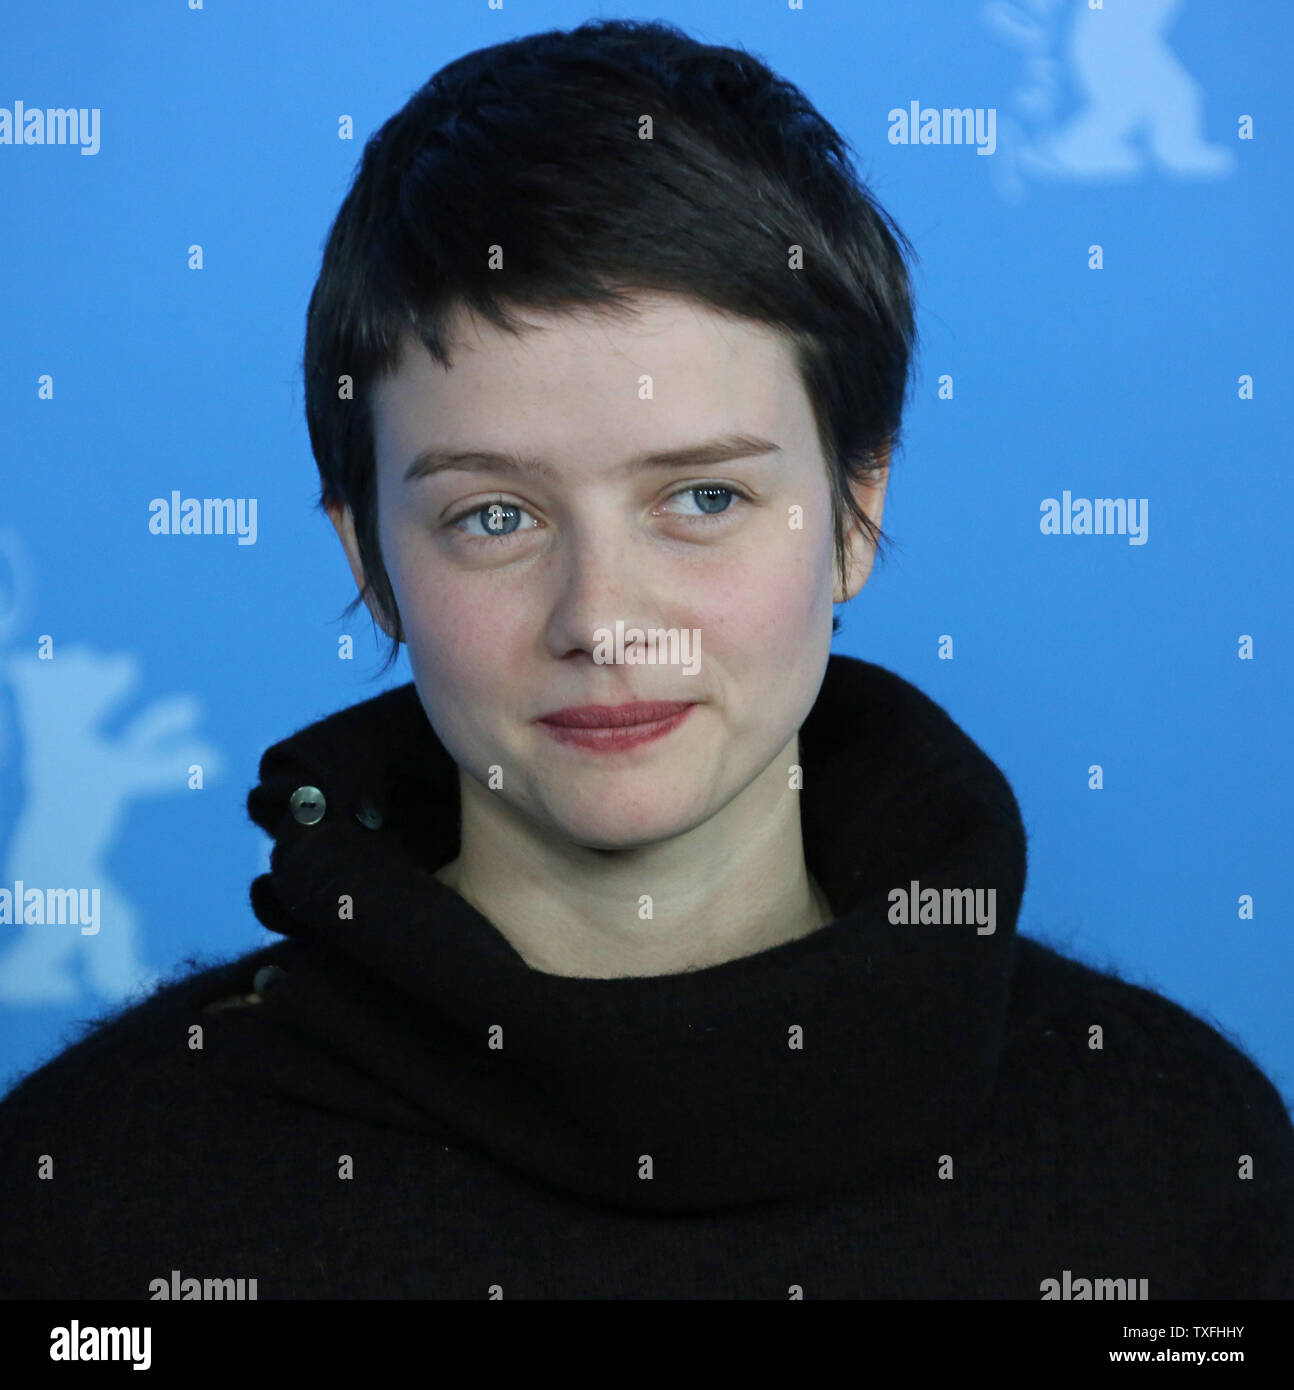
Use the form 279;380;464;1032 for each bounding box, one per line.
328;291;886;978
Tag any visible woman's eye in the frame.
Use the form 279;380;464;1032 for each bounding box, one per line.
663;485;743;521
447;500;539;541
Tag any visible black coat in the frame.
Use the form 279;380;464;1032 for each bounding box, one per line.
2;655;1291;1297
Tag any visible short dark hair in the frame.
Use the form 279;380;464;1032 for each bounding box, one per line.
303;18;918;674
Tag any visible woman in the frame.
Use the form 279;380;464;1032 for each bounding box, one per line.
2;17;1291;1300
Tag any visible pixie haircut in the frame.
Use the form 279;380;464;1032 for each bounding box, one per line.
303;17;918;674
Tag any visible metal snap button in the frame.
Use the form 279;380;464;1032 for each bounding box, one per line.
252;964;286;995
288;786;326;825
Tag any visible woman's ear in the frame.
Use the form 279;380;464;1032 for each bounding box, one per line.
833;443;890;604
325;501;400;641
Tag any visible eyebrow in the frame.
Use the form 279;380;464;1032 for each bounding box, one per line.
402;432;783;484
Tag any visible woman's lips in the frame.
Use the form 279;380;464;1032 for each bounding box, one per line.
536;701;697;751
538;700;694;728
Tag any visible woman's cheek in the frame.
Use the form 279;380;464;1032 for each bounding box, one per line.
728;536;817;633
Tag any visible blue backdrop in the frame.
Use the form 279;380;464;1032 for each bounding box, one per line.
2;0;1290;1115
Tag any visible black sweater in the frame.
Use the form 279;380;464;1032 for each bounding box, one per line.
2;655;1291;1299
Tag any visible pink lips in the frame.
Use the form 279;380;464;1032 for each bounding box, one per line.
536;700;697;752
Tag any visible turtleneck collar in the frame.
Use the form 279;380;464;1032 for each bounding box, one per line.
242;654;1028;1213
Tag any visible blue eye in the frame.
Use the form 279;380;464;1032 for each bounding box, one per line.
448;499;538;540
671;485;738;517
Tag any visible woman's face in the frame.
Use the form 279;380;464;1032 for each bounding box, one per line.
331;291;884;852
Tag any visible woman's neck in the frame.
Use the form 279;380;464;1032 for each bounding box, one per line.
432;736;833;978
